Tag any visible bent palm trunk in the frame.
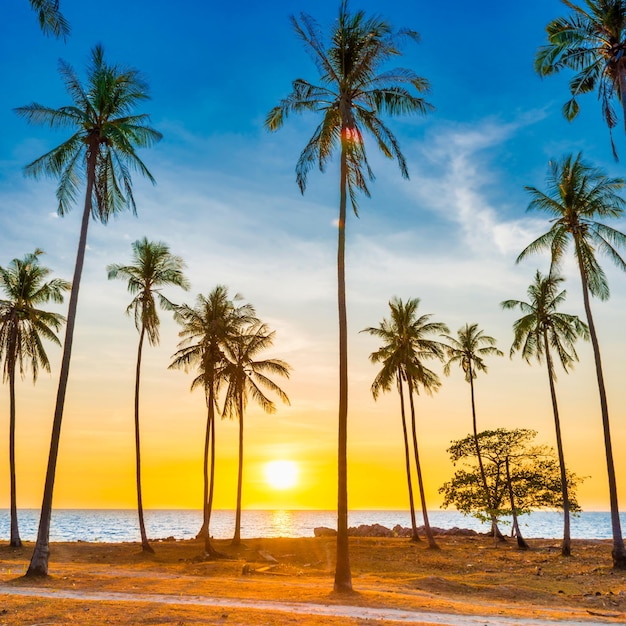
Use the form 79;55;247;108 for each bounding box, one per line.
232;396;244;546
8;329;21;548
134;325;154;554
575;253;626;568
27;145;97;577
543;330;571;556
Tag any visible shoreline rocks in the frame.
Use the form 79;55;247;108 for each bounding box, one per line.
313;523;480;538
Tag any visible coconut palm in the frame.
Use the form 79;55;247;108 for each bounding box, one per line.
265;0;432;590
0;249;69;548
107;238;189;554
442;323;504;540
16;44;162;576
29;0;70;39
222;321;291;546
518;152;626;568
536;0;626;158
502;270;589;556
169;287;256;557
363;297;447;545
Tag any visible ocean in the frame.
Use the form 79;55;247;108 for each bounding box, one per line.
0;509;623;543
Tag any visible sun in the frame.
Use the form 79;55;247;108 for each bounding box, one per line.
264;460;298;490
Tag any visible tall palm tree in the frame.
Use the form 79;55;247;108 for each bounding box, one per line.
363;297;447;545
518;152;626;568
535;0;626;158
501;270;589;556
169;287;256;557
0;249;69;548
265;1;432;591
107;238;189;554
222;321;291;546
16;44;162;577
28;0;70;39
442;323;504;540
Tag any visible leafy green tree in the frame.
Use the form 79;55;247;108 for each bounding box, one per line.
222;321;291;546
16;44;162;576
169;287;255;557
518;153;626;568
536;0;626;158
442;324;504;539
440;429;581;547
363;297;447;547
502;270;589;556
28;0;70;39
266;0;432;590
107;238;189;554
0;249;69;548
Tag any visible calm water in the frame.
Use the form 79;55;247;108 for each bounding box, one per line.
0;509;623;543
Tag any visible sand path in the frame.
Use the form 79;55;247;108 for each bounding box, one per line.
0;584;613;625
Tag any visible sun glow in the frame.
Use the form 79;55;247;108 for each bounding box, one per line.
264;460;298;490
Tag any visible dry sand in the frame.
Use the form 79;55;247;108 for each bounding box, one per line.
0;535;624;624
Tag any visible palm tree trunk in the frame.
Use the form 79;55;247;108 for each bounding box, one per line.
407;379;438;550
27;144;97;577
334;131;352;592
543;329;571;557
196;395;211;541
505;456;528;550
8;328;21;548
232;395;244;546
575;250;626;568
398;373;419;542
134;324;153;554
469;372;504;542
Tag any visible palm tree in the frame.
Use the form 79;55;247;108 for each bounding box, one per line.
518;152;626;568
0;249;69;548
535;0;626;158
501;270;589;556
28;0;70;39
442;323;504;540
265;0;432;591
222;321;291;546
107;238;189;554
365;297;447;549
16;44;162;577
363;297;446;544
169;287;256;557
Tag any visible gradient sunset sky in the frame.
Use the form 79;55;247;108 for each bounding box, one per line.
1;0;625;514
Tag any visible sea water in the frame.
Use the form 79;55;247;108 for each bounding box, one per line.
0;509;623;543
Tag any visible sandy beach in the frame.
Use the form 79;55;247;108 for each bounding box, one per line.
0;535;624;624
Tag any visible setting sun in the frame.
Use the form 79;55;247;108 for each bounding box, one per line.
264;460;298;490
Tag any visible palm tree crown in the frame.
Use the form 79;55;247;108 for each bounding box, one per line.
16;44;162;220
518;152;626;297
29;0;70;39
107;238;189;346
502;271;589;374
266;0;432;212
0;249;69;382
443;323;503;382
536;0;626;157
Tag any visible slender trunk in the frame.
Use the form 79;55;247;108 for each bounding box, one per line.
505;457;529;550
205;404;223;556
407;379;438;550
134;325;153;554
543;330;571;557
575;244;626;568
398;373;419;542
196;392;211;540
469;371;504;541
27;145;97;577
232;394;244;546
334;129;352;592
8;327;21;548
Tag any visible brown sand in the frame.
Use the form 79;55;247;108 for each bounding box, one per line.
0;535;624;624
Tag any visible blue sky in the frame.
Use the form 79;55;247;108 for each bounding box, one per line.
1;0;626;512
